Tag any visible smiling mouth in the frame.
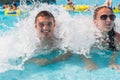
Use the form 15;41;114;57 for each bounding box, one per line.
41;30;51;33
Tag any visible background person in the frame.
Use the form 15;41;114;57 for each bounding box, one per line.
104;0;112;9
2;3;9;9
118;2;120;10
9;3;17;11
66;0;74;11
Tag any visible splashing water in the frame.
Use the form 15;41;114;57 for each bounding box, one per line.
0;2;120;74
20;0;26;5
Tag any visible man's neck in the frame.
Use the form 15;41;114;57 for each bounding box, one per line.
39;36;56;48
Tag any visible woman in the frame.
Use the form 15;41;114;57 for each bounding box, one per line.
93;6;120;71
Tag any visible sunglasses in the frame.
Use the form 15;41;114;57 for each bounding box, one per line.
38;21;53;27
100;14;116;21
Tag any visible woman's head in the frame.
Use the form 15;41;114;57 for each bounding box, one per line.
93;6;116;32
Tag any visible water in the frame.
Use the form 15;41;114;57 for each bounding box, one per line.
56;0;120;6
0;0;120;80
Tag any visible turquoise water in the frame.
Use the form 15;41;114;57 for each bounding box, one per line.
56;0;119;6
0;52;120;80
0;0;120;80
0;10;18;31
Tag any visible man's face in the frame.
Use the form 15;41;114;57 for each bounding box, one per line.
94;8;115;32
35;16;55;39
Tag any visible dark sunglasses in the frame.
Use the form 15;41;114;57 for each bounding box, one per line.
100;14;116;21
38;21;53;27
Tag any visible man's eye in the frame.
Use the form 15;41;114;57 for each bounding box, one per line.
47;22;52;26
39;23;44;27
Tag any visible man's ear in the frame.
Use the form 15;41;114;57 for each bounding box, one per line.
93;20;96;24
54;22;56;27
35;24;37;28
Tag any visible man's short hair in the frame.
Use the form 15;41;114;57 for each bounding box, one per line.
35;10;55;23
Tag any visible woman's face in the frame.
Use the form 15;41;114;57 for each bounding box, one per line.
94;7;116;32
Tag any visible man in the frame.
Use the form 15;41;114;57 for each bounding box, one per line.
34;10;56;49
28;10;72;66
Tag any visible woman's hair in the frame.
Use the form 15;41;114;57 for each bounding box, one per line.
93;6;116;51
108;27;116;51
93;6;113;20
35;10;55;23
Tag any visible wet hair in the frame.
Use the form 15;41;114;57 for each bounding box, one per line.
93;6;113;20
108;27;116;51
35;10;55;23
93;6;116;51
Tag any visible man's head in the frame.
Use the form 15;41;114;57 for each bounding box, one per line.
93;6;116;32
35;10;55;39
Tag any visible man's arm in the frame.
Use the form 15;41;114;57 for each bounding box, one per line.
48;50;72;64
26;51;72;66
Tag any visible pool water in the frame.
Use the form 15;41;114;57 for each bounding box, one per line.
0;53;120;80
0;10;18;31
56;0;120;6
0;0;120;80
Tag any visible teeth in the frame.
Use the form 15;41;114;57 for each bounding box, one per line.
41;30;50;32
43;30;49;32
